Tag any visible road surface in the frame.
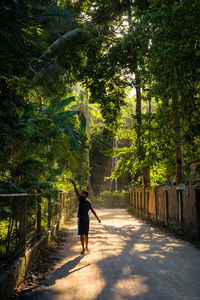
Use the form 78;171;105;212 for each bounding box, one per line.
35;208;200;300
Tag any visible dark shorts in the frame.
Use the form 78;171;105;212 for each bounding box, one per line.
78;218;89;235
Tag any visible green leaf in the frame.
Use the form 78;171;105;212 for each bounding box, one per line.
80;113;86;136
61;125;79;150
3;207;13;214
36;28;82;71
53;97;75;112
10;183;23;192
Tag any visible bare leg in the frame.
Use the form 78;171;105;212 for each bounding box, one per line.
80;235;85;254
84;235;89;251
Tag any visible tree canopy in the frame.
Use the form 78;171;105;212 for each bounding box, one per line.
0;0;200;197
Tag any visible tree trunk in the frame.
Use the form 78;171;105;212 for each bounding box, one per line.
128;4;150;187
85;90;94;199
172;94;184;184
135;74;142;128
109;156;114;192
114;137;118;191
143;90;151;188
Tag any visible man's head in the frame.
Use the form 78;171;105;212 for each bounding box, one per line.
81;191;88;198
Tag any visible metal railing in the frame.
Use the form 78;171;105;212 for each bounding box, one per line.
0;192;75;270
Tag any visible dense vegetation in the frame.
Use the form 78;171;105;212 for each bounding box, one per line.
0;0;200;199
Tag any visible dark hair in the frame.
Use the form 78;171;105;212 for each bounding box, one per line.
82;190;88;197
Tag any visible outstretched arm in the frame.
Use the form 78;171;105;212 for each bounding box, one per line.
71;180;80;198
91;208;101;223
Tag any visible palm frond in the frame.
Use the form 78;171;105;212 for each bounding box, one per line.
80;112;86;136
54;111;76;124
53;96;75;112
35;28;82;71
61;125;79;150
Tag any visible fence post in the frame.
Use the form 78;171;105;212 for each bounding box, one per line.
20;195;27;251
63;192;66;222
59;192;64;225
146;189;150;217
194;184;200;240
67;192;70;218
164;185;171;226
48;197;52;229
134;191;136;209
55;193;58;224
177;183;186;227
144;189;146;213
154;186;158;221
37;195;42;238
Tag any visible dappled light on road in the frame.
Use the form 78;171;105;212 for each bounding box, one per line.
35;209;200;300
114;276;149;298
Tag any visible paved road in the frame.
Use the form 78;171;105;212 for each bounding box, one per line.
36;209;200;300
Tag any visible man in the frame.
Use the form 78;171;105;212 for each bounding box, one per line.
71;180;101;254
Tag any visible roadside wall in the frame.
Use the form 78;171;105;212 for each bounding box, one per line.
129;184;200;237
0;191;75;300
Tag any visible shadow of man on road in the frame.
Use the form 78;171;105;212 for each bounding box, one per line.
45;255;89;287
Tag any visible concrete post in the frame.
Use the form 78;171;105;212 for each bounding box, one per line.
164;185;171;226
146;189;150;217
176;183;186;227
194;184;200;240
154;186;158;221
63;192;67;222
37;195;42;239
134;191;136;209
48;197;52;229
20;196;27;251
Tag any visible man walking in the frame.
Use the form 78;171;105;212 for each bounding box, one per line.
71;180;101;254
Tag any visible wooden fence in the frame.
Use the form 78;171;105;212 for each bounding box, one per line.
130;184;200;238
0;192;75;270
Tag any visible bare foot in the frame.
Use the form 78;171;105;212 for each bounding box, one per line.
81;249;85;255
85;248;90;253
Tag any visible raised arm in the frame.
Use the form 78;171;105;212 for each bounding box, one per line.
71;180;80;198
91;208;101;223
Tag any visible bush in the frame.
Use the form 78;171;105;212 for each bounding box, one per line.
93;190;130;208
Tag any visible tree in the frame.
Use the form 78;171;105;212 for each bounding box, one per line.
0;1;87;195
146;0;200;184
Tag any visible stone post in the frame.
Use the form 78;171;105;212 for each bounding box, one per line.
20;195;27;251
154;186;158;221
194;183;200;240
48;197;52;229
37;195;42;239
176;183;186;227
146;188;150;217
164;185;171;226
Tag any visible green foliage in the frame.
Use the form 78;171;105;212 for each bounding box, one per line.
94;190;129;208
0;0;89;196
80;0;200;187
36;28;83;71
1;0;200;200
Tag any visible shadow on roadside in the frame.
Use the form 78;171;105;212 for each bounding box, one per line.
45;255;90;287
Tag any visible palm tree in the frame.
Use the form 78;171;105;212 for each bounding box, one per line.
71;87;102;198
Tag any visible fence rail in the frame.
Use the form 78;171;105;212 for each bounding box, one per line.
130;184;200;239
0;192;75;270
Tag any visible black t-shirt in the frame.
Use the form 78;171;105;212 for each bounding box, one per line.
77;197;92;220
